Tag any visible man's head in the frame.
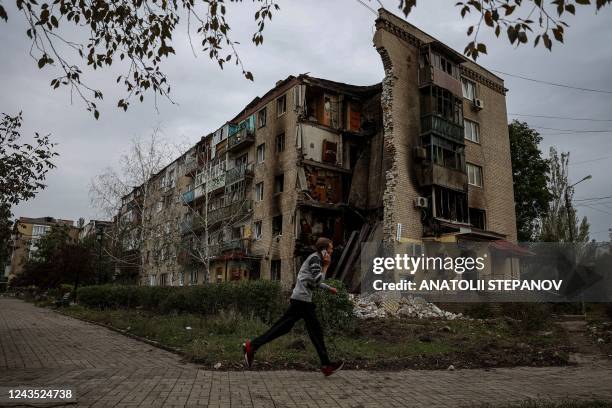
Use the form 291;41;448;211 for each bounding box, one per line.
315;237;333;255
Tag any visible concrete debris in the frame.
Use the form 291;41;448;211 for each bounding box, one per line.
352;293;464;320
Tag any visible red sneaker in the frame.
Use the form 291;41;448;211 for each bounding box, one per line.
242;340;254;368
321;361;344;377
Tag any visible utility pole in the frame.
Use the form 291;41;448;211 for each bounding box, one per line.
565;175;592;316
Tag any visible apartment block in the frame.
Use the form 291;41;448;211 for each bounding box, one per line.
118;9;519;287
5;217;78;281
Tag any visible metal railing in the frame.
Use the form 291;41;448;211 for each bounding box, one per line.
226;163;254;185
227;127;255;151
421;114;464;143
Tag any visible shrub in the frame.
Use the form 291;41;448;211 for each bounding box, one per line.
312;279;354;334
75;281;284;322
501;302;552;331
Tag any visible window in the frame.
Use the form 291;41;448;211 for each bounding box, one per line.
235;154;248;169
276;95;286;116
256;143;265;164
274;174;284;194
469;208;486;230
272;215;283;236
464;119;480;143
467;163;483;187
32;225;50;236
254;221;263;240
190;270;198;285
258;107;267;128
271;259;281;281
149;274;156;286
178;272;185;286
462;78;476;100
160;273;168;286
275;132;285;153
255;182;264;201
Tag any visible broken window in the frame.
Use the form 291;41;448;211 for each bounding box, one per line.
469;208;486;230
274;174;284;194
271;259;281;281
322;140;337;164
254;221;263;240
276;132;285;153
276;94;286;116
323;94;339;128
272;215;283;236
467;163;483;187
427;135;464;171
433;186;468;223
258;107;267;128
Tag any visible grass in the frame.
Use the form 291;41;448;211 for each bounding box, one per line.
60;305;573;370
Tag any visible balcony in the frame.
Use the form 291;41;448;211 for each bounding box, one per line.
416;163;467;192
184;160;198;177
208;200;252;226
421;114;464;143
226;163;254;185
208;238;252;258
227;127;255;152
180;218;193;234
419;65;463;97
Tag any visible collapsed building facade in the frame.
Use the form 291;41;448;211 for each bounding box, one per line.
117;9;518;288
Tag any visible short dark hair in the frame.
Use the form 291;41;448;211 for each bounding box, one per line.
315;237;331;252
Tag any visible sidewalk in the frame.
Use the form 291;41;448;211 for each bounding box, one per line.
1;297;611;407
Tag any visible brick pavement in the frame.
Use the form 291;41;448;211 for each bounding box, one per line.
1;297;611;407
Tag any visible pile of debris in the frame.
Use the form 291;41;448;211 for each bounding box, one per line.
352;293;464;320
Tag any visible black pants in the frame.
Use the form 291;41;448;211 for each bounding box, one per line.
252;299;330;365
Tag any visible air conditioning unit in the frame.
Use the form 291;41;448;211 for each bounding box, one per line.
414;196;429;208
472;98;484;111
413;146;427;160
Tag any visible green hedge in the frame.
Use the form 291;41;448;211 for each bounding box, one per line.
75;279;355;332
76;281;284;323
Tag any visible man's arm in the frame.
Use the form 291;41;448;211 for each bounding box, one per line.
309;254;336;293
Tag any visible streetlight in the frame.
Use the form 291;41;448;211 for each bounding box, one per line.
565;175;592;243
564;174;592;316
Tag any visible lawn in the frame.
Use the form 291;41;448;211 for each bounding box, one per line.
60;305;573;370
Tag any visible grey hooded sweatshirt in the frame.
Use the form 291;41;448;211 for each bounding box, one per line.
290;252;331;302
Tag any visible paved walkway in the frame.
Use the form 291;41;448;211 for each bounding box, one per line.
1;298;611;408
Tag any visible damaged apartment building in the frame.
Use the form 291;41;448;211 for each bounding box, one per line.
117;9;519;288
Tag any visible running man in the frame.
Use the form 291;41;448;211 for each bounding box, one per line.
242;237;344;376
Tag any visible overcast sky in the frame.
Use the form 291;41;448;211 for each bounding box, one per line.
2;0;611;241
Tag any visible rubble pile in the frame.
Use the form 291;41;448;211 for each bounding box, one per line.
352;293;464;320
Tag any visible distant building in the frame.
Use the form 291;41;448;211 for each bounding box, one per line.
5;217;78;281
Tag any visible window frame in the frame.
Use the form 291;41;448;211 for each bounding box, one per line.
254;221;263;240
256;143;265;164
467;162;483;187
255;182;264;201
272;214;283;236
275;132;285;153
274;173;284;194
464;119;480;143
257;107;267;128
461;78;476;101
276;94;287;117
